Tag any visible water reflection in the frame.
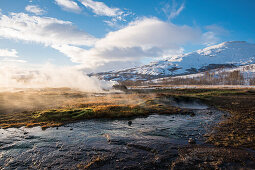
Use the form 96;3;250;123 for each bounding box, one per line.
0;107;224;169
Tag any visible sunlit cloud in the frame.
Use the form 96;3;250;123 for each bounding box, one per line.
78;0;134;28
0;49;19;58
25;5;46;15
55;0;82;12
0;58;27;63
203;24;230;46
0;12;96;46
0;10;215;72
79;0;123;17
53;17;202;71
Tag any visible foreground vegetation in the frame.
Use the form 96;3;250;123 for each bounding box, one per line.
0;88;191;129
0;87;254;150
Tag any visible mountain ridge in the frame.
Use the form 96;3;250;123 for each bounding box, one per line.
94;41;255;82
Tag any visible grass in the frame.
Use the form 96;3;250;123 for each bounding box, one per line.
202;94;255;150
29;103;187;127
130;88;255;149
0;89;191;129
162;88;255;150
0;87;254;150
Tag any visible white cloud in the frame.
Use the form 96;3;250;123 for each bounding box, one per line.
95;18;200;49
0;49;19;57
55;0;82;12
0;11;208;72
0;49;26;64
103;10;135;28
55;0;132;28
202;31;219;46
205;24;229;36
53;17;202;70
162;0;185;20
0;12;96;46
25;5;45;15
203;25;229;46
0;58;27;63
79;0;123;17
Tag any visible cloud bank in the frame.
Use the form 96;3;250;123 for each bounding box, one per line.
0;11;203;71
0;12;113;91
0;9;222;72
54;17;202;70
0;12;96;46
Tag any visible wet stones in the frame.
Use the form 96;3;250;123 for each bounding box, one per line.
207;111;213;115
190;112;196;117
24;135;34;139
188;138;196;144
180;109;195;116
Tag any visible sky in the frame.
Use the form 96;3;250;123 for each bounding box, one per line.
0;0;255;72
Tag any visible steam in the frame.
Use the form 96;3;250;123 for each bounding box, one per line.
0;63;115;92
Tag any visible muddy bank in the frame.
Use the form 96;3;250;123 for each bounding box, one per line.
172;145;255;169
132;88;255;150
131;88;255;169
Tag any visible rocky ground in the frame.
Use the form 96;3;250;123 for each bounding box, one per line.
0;88;255;169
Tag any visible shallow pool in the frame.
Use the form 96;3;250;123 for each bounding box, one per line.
0;106;224;169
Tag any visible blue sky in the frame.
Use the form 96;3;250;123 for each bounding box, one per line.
0;0;254;72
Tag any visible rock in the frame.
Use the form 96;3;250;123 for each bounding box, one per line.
24;135;33;139
112;84;128;91
207;111;213;115
128;121;132;126
190;112;196;117
188;138;196;144
41;126;47;131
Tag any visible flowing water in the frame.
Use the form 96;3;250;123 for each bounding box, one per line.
0;102;225;169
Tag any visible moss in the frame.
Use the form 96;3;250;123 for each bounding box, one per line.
33;108;94;122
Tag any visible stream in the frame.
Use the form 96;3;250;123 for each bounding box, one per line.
0;100;225;169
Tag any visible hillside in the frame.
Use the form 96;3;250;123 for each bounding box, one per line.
94;41;255;82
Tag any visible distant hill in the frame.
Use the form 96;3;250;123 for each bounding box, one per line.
93;41;255;83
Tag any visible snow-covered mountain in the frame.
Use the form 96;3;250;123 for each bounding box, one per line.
95;41;255;81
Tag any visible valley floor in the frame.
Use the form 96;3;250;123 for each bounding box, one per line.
0;87;255;169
